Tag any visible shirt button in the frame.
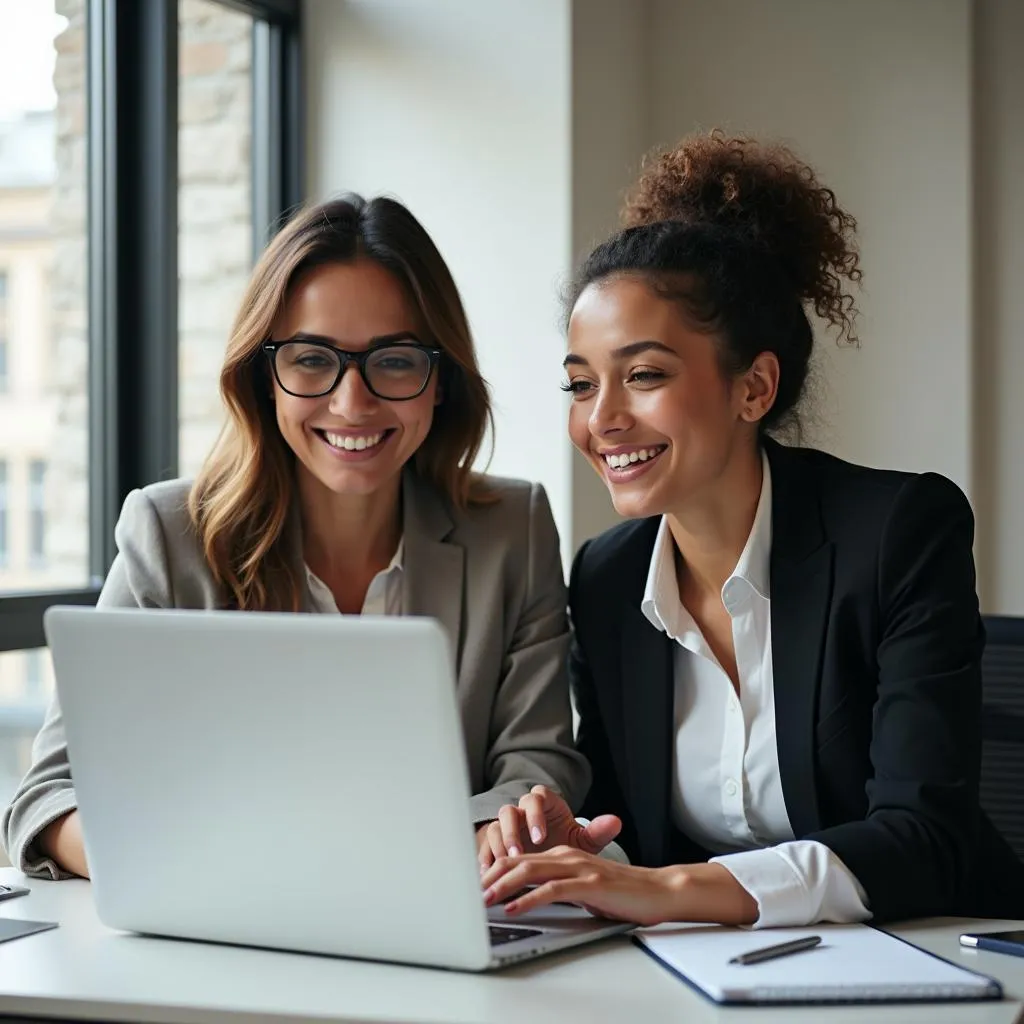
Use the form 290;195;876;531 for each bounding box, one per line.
724;778;738;797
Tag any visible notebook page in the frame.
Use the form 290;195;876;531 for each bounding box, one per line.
636;923;1001;1004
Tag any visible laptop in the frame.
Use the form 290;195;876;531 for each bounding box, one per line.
44;606;633;970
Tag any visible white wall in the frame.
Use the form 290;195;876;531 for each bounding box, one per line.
973;0;1024;612
305;0;1024;609
647;0;973;493
568;0;649;548
305;0;575;559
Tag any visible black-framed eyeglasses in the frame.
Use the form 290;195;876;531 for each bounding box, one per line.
262;338;442;401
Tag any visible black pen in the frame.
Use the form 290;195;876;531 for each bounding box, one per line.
729;935;822;965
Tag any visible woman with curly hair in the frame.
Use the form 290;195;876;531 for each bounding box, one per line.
479;132;1024;927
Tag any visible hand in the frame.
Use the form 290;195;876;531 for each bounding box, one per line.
476;785;622;870
481;847;759;927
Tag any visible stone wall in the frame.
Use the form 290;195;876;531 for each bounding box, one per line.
178;0;252;477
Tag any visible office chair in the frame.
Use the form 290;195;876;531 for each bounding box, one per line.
980;615;1024;863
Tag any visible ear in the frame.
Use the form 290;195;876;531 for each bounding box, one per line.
737;351;780;424
434;382;444;407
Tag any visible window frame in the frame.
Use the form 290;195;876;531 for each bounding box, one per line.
0;0;303;653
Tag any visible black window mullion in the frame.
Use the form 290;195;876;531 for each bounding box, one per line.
252;5;303;254
0;0;303;654
88;0;179;580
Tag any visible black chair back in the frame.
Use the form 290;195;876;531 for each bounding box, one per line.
980;615;1024;862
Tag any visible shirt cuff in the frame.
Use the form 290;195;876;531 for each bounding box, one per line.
711;840;872;928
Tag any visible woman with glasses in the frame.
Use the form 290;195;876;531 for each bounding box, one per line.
2;195;589;879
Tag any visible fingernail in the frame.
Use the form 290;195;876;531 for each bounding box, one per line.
508;845;521;858
479;863;487;875
504;901;518;915
531;827;543;844
484;888;496;906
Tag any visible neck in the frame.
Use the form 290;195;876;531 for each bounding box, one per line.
296;466;403;578
666;442;763;599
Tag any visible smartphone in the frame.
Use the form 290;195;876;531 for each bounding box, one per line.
960;929;1024;958
0;883;29;903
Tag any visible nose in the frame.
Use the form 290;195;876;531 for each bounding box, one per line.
328;363;379;418
588;384;632;437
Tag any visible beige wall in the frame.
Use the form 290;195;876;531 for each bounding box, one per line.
305;0;1022;607
647;0;973;494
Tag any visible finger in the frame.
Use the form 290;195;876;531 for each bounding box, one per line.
488;823;509;864
503;878;590;916
478;822;501;871
577;814;623;854
518;792;547;846
482;852;583;904
498;804;526;858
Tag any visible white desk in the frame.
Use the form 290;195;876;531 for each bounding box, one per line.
1;867;1023;1024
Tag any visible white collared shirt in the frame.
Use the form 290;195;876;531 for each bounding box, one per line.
640;453;872;928
304;539;404;616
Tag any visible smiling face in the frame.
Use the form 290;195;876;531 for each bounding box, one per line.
268;259;439;500
565;275;773;520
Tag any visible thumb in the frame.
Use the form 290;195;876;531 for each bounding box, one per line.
576;814;622;854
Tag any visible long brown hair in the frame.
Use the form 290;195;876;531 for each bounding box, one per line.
189;194;494;611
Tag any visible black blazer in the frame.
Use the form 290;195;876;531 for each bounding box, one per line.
571;439;1024;923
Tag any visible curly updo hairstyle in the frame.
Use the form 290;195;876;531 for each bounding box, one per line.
568;131;862;434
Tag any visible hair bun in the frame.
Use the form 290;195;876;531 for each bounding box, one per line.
623;130;861;339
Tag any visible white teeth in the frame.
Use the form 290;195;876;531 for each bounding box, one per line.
323;431;384;451
604;447;663;469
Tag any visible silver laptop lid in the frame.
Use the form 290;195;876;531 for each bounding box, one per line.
45;606;494;970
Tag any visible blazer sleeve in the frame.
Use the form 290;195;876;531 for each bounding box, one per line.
1;489;174;878
807;472;986;922
569;542;641;861
469;484;591;822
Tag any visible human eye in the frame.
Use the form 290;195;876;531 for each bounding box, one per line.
296;352;333;368
626;367;667;386
375;353;416;370
282;343;335;369
560;378;595;398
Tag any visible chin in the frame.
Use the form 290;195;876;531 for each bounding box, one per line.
608;489;662;521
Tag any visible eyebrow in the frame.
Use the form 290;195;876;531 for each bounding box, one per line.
563;339;679;368
278;330;423;348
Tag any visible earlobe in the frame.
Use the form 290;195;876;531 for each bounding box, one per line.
434;384;443;407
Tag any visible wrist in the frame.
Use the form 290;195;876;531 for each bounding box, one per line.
660;863;759;926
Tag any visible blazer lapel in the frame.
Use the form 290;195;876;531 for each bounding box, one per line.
766;440;833;838
622;606;676;865
617;519;676;866
401;470;465;675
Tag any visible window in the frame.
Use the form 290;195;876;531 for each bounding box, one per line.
0;4;87;594
178;0;255;476
0;0;301;853
28;460;46;568
0;270;8;394
0;461;7;569
23;648;47;700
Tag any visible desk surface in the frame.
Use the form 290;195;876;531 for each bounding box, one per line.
1;867;1024;1024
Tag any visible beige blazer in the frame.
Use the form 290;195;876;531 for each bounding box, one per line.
2;471;589;878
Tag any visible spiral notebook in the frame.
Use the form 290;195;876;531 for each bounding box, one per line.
635;923;1002;1005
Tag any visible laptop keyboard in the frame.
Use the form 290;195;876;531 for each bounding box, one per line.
489;924;544;947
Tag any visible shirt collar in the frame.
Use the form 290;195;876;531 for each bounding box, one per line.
732;449;772;601
304;536;405;588
640;450;772;635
